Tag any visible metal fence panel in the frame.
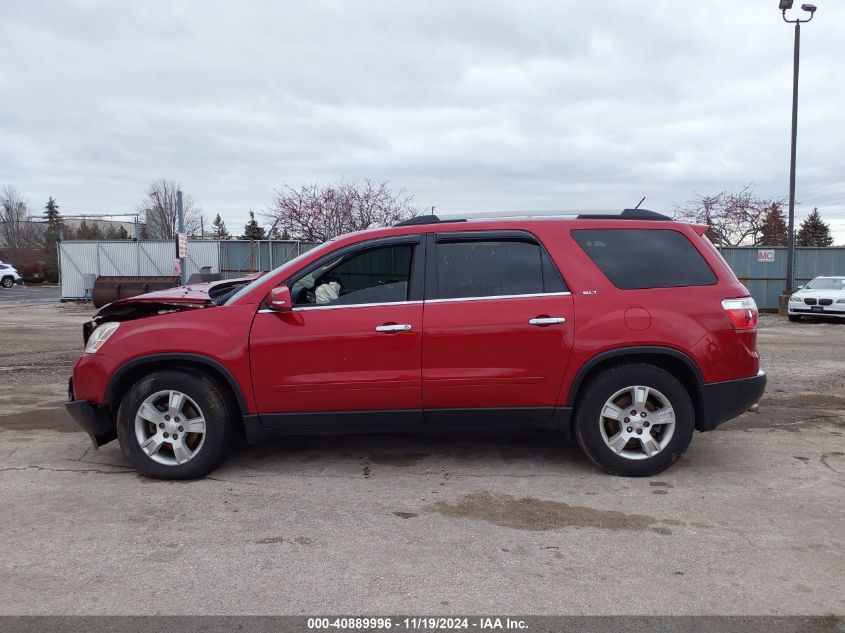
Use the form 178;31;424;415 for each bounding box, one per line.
137;242;174;276
58;242;99;298
183;241;219;278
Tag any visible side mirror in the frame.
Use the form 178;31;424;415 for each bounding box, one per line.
268;286;292;312
797;285;804;290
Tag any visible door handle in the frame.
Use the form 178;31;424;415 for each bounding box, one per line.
375;324;413;332
528;317;566;326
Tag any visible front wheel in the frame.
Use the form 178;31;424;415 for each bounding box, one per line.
574;363;695;477
116;370;235;479
788;315;802;322
1;276;13;288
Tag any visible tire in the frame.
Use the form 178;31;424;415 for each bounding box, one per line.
788;315;802;322
1;276;13;288
116;370;235;479
574;363;695;477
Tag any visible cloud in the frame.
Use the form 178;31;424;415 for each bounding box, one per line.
1;0;843;241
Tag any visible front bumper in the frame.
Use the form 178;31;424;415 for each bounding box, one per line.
789;306;845;316
697;370;766;432
65;378;116;447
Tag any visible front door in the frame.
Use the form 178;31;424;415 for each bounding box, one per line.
250;237;425;428
422;232;574;423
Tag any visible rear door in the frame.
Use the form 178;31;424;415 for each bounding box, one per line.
421;231;574;423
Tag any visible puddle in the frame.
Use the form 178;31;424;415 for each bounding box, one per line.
429;491;659;532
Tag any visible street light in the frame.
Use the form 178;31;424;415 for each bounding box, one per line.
780;1;817;292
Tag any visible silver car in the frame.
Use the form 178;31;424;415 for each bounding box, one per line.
787;276;845;322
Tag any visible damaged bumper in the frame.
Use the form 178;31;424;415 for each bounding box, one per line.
65;378;116;447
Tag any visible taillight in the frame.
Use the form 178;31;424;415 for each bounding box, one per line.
722;297;758;330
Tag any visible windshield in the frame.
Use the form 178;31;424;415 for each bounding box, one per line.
804;277;845;290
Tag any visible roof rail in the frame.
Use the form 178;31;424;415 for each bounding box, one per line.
394;208;672;227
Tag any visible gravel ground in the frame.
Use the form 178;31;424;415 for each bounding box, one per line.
0;288;843;615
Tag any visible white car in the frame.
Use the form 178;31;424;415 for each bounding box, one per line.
0;263;23;288
787;276;845;322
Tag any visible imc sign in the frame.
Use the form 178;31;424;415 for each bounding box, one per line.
757;249;775;263
178;233;188;258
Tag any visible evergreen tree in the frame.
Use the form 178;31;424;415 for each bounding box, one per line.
105;224;130;239
796;208;834;247
43;197;61;229
757;203;788;246
76;220;105;240
41;197;63;282
211;213;230;239
241;211;266;240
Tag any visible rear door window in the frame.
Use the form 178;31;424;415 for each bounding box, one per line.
434;238;565;299
571;229;717;289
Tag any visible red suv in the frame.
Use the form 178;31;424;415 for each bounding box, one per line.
66;209;766;479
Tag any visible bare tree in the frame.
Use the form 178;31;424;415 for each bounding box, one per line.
0;185;42;249
265;180;418;242
674;185;782;246
138;179;205;239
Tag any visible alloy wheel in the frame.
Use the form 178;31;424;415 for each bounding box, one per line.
133;390;207;466
598;385;676;460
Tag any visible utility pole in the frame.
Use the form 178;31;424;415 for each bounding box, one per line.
177;190;186;284
779;1;817;292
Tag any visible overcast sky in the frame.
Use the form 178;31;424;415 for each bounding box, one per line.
2;0;844;242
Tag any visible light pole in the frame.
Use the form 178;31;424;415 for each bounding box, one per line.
779;1;816;292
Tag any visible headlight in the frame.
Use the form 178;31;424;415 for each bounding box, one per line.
85;322;120;354
790;295;803;302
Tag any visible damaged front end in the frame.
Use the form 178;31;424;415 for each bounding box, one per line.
68;276;261;447
82;300;212;343
81;275;259;342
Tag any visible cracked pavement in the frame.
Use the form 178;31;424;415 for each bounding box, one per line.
0;291;843;615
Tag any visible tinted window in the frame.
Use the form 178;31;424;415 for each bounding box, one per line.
291;244;413;306
572;229;716;290
436;240;555;299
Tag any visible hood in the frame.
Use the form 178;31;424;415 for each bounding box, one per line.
87;273;262;333
793;287;845;299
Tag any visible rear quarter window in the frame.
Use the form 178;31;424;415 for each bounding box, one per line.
571;228;717;290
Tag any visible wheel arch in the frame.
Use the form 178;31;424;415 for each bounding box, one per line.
105;353;250;420
566;346;704;424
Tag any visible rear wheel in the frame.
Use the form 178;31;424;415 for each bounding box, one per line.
574;363;695;477
116;370;235;479
1;276;13;288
